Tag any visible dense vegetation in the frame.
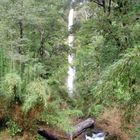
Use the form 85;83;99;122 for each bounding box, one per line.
0;0;140;139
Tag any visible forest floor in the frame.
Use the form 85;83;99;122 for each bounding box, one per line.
0;107;139;140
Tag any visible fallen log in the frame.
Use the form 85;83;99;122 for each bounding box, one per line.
37;118;94;140
68;118;94;140
37;128;59;140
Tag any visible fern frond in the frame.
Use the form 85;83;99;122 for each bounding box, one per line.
22;79;50;113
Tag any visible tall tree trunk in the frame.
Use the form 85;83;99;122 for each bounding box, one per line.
18;20;23;54
98;0;106;12
18;0;24;53
19;20;23;39
90;0;106;12
108;0;111;15
38;30;46;58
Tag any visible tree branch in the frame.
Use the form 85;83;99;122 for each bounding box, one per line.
108;0;112;15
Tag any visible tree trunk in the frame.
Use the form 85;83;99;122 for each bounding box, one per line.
38;30;45;58
37;118;94;140
19;20;23;39
38;128;59;140
18;20;23;53
108;0;111;15
68;118;94;140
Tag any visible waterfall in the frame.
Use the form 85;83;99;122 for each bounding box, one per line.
67;4;75;97
67;0;85;97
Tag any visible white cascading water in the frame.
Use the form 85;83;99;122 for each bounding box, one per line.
67;5;76;97
67;0;86;97
85;132;105;140
67;1;106;139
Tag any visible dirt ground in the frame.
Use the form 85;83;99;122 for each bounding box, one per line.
0;106;139;140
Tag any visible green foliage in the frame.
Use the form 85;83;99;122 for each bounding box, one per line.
6;119;22;136
93;46;140;105
35;134;44;140
39;101;83;131
88;104;103;117
22;79;50;113
0;0;140;139
74;0;140;121
1;73;21;96
0;0;70;135
134;123;140;140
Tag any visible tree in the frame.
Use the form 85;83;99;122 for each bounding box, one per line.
75;0;140;119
